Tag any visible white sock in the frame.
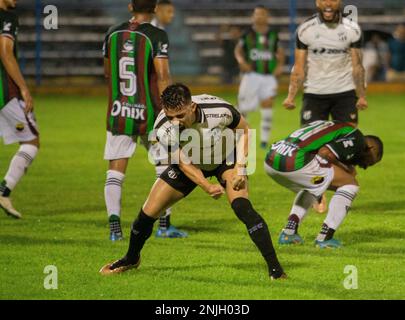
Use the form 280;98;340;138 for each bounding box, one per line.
324;185;359;230
284;190;316;235
260;108;273;144
3;144;38;190
105;170;125;218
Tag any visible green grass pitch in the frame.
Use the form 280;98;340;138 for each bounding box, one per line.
0;92;404;300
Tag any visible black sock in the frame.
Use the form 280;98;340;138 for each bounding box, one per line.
284;214;300;235
318;223;336;241
109;215;122;234
125;209;157;263
159;214;170;229
231;198;283;276
0;180;11;197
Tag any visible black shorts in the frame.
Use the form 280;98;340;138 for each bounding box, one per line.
301;90;358;126
159;161;236;197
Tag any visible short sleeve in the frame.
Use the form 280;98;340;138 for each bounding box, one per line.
225;105;241;129
154;30;169;58
350;24;363;49
1;12;18;40
325;130;366;163
102;26;114;58
296;31;308;50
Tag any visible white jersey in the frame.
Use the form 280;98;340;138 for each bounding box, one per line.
153;94;241;171
296;14;362;95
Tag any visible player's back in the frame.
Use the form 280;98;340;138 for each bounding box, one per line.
103;20;169;136
266;121;363;172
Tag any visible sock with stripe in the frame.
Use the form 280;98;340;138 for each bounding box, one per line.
1;144;38;197
260;108;273;145
105;170;125;227
317;185;359;241
284;190;316;235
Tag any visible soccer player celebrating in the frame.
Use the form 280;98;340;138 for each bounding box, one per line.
150;0;187;239
103;0;171;240
100;83;286;280
0;0;39;219
264;121;383;248
283;0;368;213
235;5;284;149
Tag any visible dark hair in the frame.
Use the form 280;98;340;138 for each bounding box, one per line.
157;0;173;5
161;83;192;110
131;0;157;13
365;135;384;162
255;5;268;11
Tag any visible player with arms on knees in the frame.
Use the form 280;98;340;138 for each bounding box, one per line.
103;0;171;240
235;5;284;149
283;0;367;212
0;0;39;219
264;121;383;248
100;83;286;280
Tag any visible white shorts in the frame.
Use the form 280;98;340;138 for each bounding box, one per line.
264;155;334;197
237;72;278;113
103;132;153;160
0;98;39;145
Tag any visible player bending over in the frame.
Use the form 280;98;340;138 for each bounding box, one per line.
0;0;39;219
264;121;383;248
100;83;286;280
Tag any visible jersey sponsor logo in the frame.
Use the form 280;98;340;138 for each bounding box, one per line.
111;101;146;121
249;49;273;61
312;48;349;55
205;113;231;120
271;140;298;157
122;40;134;53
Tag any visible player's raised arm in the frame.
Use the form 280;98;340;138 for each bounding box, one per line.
351;48;368;110
283;48;307;110
0;35;32;113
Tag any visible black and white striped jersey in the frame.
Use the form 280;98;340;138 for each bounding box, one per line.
153;94;241;171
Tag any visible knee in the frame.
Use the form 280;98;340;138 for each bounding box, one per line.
231;197;262;225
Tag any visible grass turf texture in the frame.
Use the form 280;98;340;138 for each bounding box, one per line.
0;92;404;300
